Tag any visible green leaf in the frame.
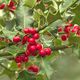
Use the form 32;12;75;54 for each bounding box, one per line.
25;0;36;8
40;34;54;48
36;75;45;80
16;6;33;27
59;0;77;13
40;19;63;33
35;1;45;11
71;4;80;25
7;45;25;56
45;51;59;62
41;58;53;80
2;69;15;80
68;33;80;45
17;70;36;80
9;61;18;71
0;41;8;49
54;38;62;47
2;29;17;40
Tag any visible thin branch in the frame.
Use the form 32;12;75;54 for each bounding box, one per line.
53;45;71;51
37;24;48;32
0;45;72;60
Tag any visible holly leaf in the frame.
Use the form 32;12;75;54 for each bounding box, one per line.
40;34;54;48
54;38;62;47
7;45;25;56
40;19;63;33
36;75;45;80
41;58;53;80
24;0;36;8
59;0;77;13
71;4;80;25
2;29;17;40
17;70;36;80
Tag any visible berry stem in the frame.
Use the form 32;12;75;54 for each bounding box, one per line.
0;45;72;60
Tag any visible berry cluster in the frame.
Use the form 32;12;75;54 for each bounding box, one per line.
27;65;39;74
13;28;52;73
0;0;16;12
58;23;80;41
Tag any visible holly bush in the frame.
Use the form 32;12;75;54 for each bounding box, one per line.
0;0;80;80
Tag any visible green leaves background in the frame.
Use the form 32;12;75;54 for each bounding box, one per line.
0;0;80;80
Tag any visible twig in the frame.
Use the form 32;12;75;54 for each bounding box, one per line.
53;45;71;51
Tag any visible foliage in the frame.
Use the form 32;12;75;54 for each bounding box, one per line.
0;0;80;80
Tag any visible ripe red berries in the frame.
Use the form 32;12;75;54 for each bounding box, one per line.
45;48;52;56
8;0;15;8
15;54;28;63
28;45;36;53
23;28;37;35
14;27;52;71
13;36;21;43
28;65;39;73
39;49;46;57
57;23;80;41
8;0;16;11
36;43;42;50
61;34;68;41
0;1;16;12
28;38;36;44
22;36;28;45
23;28;30;34
64;26;70;33
58;27;62;32
0;3;5;9
33;33;39;39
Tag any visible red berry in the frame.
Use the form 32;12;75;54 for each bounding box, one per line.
45;48;52;56
17;63;21;68
29;45;36;53
28;65;39;73
77;29;80;36
23;28;30;34
20;54;25;61
58;27;62;32
68;23;73;27
22;36;28;45
36;43;42;50
13;36;21;43
24;57;28;62
0;3;5;9
25;50;31;56
71;25;79;33
10;6;16;11
27;44;33;49
31;52;37;56
29;28;37;35
15;56;22;63
33;33;39;39
64;26;70;33
8;0;15;8
28;38;36;44
39;49;46;57
61;34;68;41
